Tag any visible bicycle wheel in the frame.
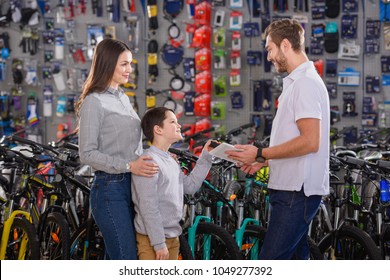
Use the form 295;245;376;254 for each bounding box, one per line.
240;225;266;260
40;212;71;260
318;225;382;260
3;217;40;259
191;222;242;260
70;219;105;260
178;234;193;260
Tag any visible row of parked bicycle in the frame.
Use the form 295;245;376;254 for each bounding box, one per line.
0;125;390;260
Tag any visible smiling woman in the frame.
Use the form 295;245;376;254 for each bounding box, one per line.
75;38;159;260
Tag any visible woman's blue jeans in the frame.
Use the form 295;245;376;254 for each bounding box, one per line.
259;186;321;260
90;171;137;260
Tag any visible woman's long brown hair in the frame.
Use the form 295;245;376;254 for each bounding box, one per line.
75;38;131;121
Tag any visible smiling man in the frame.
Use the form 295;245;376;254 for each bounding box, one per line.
226;19;330;259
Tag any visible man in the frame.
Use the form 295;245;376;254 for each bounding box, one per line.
226;19;330;259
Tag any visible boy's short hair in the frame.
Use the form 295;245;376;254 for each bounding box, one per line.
141;107;174;142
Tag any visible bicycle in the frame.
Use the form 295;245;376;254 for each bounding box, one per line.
0;146;40;260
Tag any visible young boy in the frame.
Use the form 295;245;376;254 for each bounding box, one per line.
131;107;214;260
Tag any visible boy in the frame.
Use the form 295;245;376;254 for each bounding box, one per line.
131;107;214;260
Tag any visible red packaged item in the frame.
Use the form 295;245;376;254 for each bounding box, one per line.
195;48;211;71
195;70;212;94
194;1;211;25
192;25;211;49
194;94;211;117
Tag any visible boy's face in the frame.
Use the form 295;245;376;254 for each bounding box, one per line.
159;111;182;143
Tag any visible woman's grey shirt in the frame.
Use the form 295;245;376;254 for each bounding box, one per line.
131;146;213;251
79;87;142;173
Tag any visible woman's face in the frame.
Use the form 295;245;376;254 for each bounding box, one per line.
110;50;133;89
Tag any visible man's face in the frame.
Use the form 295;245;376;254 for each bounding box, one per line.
265;36;288;73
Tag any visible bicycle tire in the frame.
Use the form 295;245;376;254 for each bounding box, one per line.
40;212;71;260
308;237;323;260
318;225;382;260
242;226;323;260
240;224;266;260
178;234;193;260
191;222;243;260
3;217;40;259
70;219;105;260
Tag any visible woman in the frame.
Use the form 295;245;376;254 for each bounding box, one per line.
76;38;159;260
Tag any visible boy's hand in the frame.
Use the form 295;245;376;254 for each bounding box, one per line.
203;140;220;152
155;247;169;260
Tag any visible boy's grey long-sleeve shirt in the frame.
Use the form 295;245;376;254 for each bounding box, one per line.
131;146;213;251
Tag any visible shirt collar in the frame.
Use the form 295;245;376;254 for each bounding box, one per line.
106;87;124;97
285;61;314;82
150;145;171;158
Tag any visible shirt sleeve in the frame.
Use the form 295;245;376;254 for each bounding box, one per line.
181;150;213;195
132;172;167;251
293;78;322;121
78;96;128;173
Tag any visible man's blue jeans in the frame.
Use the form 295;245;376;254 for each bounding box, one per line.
259;186;321;260
90;172;137;260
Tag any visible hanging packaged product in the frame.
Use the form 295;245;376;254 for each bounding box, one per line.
214;49;226;70
183;58;195;82
125;15;140;52
230;0;243;8
231;31;241;51
106;0;121;22
195;48;211;71
314;59;324;78
230;91;243;109
56;95;67;117
342;91;358;117
211;101;226;120
161;43;184;69
365;76;381;94
163;0;184;19
229;11;243;30
147;0;158;32
192;25;211;49
11;87;23;111
53;70;67;91
184;91;195;116
214;9;225;27
243;22;260;37
324;22;339;53
213;75;227;97
27;92;40;126
247;50;262;65
338;68;360;86
147;39;158;83
325;0;340;18
145;88;156;109
230;51;241;69
194;1;211;25
87;25;104;59
195;70;212;95
43;85;53;117
229;69;241;87
213;27;225;48
194;94;211;117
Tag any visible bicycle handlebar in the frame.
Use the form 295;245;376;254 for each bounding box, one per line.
226;122;255;137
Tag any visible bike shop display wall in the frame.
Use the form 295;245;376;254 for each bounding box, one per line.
0;0;388;145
